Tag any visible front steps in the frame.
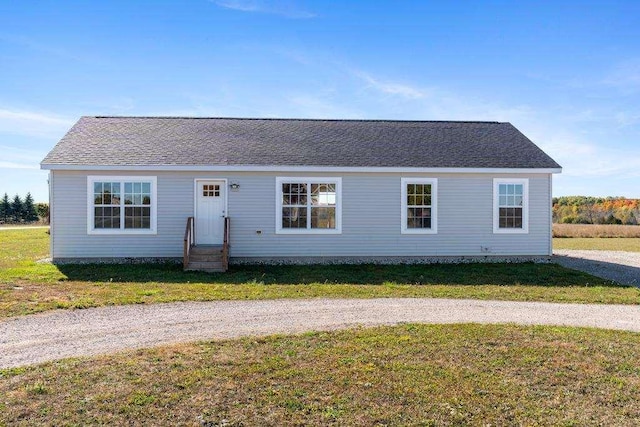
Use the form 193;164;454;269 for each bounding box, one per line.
185;245;226;272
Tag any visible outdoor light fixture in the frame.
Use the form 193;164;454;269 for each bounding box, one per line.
230;182;240;190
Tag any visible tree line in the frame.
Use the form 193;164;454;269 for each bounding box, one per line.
0;193;48;224
553;196;640;225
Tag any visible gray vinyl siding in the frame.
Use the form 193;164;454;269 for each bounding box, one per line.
50;170;553;260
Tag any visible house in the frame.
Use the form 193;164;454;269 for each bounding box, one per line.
41;117;561;271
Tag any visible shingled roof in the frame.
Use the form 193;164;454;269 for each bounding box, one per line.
41;117;561;170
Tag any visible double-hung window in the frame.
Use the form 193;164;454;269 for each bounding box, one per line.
87;176;157;234
493;178;528;233
276;177;342;234
401;178;438;234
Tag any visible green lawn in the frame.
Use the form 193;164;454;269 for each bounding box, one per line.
0;227;49;269
554;237;640;252
1;229;638;319
2;323;639;425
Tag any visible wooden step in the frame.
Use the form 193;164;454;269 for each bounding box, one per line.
190;245;223;255
189;253;223;262
185;260;225;272
185;244;227;272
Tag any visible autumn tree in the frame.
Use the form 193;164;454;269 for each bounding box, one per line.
553;196;640;225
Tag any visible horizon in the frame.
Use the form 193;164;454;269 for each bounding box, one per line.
1;1;639;202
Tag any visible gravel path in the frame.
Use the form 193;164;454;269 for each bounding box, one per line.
2;298;640;368
554;250;640;287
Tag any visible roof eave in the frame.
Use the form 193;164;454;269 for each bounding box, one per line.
40;163;562;174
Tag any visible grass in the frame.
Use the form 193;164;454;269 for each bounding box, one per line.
0;223;48;228
553;223;640;238
1;228;639;319
553;223;640;251
2;323;640;425
0;228;49;269
554;237;640;252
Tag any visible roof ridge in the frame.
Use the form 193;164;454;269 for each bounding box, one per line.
88;116;505;124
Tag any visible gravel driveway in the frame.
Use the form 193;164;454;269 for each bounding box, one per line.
2;298;640;368
554;250;640;287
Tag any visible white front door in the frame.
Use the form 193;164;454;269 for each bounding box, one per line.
195;180;226;245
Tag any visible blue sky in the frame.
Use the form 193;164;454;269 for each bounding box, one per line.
1;0;639;202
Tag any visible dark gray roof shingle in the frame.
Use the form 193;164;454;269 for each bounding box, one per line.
41;117;561;169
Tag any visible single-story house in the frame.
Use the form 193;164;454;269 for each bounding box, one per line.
41;117;561;271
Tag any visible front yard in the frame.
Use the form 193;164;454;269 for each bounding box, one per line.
1;228;638;318
2;323;639;425
2;229;640;425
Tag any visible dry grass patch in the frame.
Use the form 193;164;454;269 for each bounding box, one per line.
554;237;640;252
554;223;640;238
1;324;640;425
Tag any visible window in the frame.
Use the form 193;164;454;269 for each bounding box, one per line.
202;184;220;197
93;181;121;229
276;177;342;234
401;178;438;234
87;176;157;234
493;178;528;233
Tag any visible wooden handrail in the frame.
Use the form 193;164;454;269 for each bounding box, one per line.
183;216;194;270
222;217;230;271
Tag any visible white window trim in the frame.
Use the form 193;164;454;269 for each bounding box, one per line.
275;177;342;234
401;178;438;234
493;178;529;234
87;176;158;235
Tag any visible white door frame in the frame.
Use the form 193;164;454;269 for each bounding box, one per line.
193;178;228;244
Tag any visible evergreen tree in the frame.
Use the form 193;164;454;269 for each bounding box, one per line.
11;194;23;222
23;192;39;222
0;193;9;223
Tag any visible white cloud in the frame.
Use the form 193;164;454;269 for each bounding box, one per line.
0;34;102;64
213;0;316;18
0;145;48;171
510;118;640;195
77;97;136;114
0;161;39;170
603;59;640;92
613;111;640;127
352;70;428;100
543;137;614;176
269;46;313;65
144;104;235;118
0;145;45;161
351;69;537;122
421;95;535;123
285;95;364;119
0;108;74;138
348;68;640;195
